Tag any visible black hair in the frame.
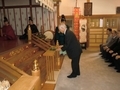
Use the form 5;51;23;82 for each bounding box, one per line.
4;17;8;22
107;28;112;32
29;16;33;21
61;14;66;22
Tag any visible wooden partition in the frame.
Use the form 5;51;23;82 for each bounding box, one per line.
88;16;118;48
89;29;103;47
43;49;60;81
0;33;63;89
0;42;46;89
43;50;55;81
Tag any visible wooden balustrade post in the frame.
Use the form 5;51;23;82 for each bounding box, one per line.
28;25;32;44
31;60;41;90
55;40;60;70
43;50;55;81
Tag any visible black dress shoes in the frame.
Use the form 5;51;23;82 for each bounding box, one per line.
67;74;77;78
116;70;120;73
108;64;114;67
77;73;80;76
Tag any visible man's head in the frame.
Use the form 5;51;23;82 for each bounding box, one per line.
61;14;66;24
4;17;9;26
106;28;112;35
58;24;67;33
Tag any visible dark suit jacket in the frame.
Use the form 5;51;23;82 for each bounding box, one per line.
61;29;82;59
112;38;120;53
107;36;118;48
54;25;69;45
109;38;119;50
24;24;39;34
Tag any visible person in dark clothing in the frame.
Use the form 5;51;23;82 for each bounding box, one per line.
2;17;16;40
99;28;112;55
57;24;82;78
19;17;39;39
54;14;69;45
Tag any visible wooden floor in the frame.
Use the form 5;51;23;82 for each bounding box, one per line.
42;84;56;90
0;37;27;53
0;36;55;90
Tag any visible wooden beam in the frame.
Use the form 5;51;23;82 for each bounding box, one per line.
42;5;44;26
2;0;5;16
53;0;61;2
56;2;60;25
29;0;32;17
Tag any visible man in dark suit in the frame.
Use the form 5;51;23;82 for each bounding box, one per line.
57;24;82;78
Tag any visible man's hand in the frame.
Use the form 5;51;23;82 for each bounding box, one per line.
115;55;120;60
59;45;63;48
112;53;118;57
109;50;113;53
56;47;61;51
106;48;110;52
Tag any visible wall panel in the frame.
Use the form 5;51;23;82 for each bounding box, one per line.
36;7;42;31
15;8;22;35
21;8;27;34
8;9;16;34
50;12;55;31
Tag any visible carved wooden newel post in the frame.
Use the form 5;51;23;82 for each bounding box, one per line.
28;25;32;44
32;60;41;90
56;40;60;70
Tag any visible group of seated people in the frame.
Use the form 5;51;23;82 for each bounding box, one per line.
1;16;39;40
99;28;120;73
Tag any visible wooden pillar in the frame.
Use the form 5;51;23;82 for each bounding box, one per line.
2;0;5;16
42;5;44;28
49;11;51;30
87;0;90;2
56;1;60;26
29;0;32;17
43;50;55;81
28;25;32;44
32;60;41;90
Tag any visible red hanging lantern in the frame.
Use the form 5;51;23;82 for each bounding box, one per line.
73;0;80;39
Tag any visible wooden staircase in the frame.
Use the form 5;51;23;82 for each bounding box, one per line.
0;34;64;90
0;43;47;84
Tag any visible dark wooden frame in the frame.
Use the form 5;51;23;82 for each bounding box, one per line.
84;2;92;16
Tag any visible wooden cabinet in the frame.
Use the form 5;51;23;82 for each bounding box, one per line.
88;17;118;47
105;18;117;28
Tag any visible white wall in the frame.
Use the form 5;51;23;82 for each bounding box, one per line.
60;0;120;15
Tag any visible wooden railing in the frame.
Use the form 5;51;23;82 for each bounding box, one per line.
31;34;51;51
43;50;55;81
0;59;28;84
0;33;63;89
0;58;41;90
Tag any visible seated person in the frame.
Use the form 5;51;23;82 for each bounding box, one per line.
2;17;16;40
54;14;69;45
99;28;112;55
19;17;39;39
105;30;120;63
102;30;118;59
54;15;69;55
